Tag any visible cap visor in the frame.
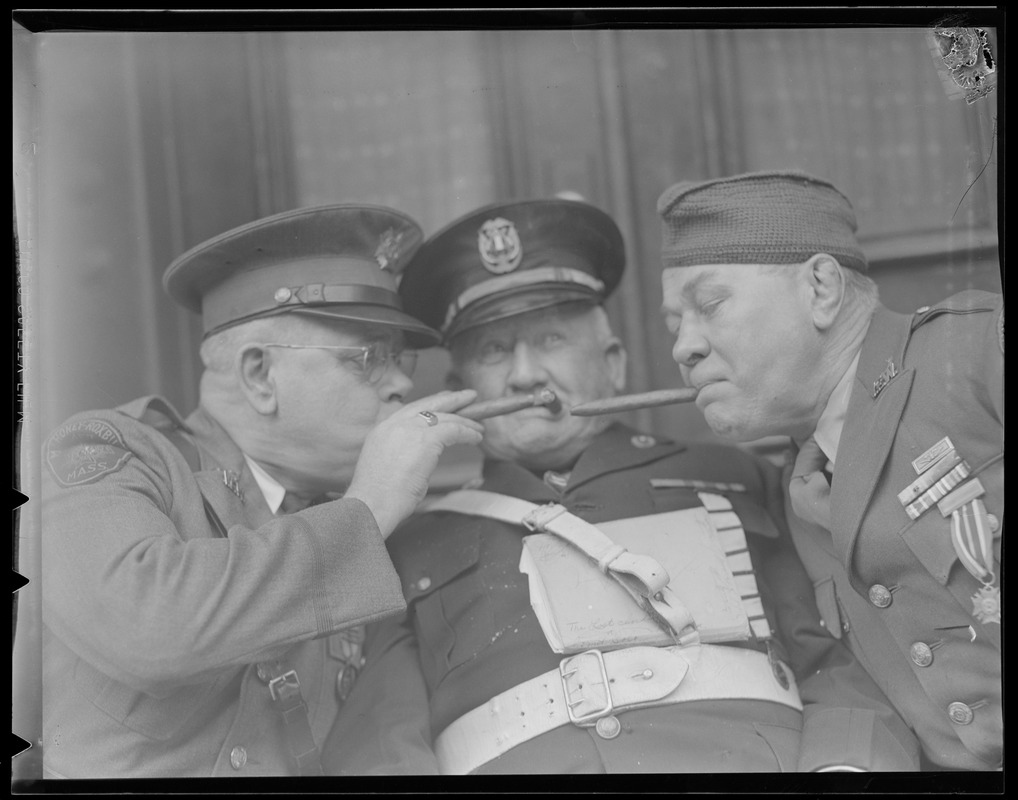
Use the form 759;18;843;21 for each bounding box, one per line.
291;304;441;348
446;285;600;342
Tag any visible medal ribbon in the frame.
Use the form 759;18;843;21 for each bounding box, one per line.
951;498;995;584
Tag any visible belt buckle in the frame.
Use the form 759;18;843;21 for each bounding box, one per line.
268;669;301;702
523;502;567;532
559;650;614;726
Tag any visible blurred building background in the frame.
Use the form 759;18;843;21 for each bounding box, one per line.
15;26;1000;474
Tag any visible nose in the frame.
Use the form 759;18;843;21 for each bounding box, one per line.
506;341;549;391
671;318;709;368
377;360;414;402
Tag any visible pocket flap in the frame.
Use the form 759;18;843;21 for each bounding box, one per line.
389;521;481;603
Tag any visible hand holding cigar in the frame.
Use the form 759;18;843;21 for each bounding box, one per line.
569;387;698;416
458;388;562;420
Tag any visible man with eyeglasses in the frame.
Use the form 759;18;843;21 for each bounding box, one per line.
37;204;483;778
322;199;920;774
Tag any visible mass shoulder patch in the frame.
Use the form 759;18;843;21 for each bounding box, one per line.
45;418;133;488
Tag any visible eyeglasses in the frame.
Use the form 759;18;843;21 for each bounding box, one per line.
260;342;418;384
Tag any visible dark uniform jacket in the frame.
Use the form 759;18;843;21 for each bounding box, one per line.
324;423;919;773
785;290;1003;770
40;396;406;778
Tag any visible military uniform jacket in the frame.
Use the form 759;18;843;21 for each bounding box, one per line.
40;396;407;778
324;423;919;773
785;290;1003;770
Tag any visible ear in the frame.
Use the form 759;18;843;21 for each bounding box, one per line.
236;343;279;415
603;337;628;393
804;253;846;331
445;368;465;391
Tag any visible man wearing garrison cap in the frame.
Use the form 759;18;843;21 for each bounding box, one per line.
38;205;483;778
323;198;919;774
658;170;1003;770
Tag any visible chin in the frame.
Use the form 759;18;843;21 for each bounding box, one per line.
704;408;756;442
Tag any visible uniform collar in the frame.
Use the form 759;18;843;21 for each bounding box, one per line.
480;421;686;499
812;350;860;467
184;405;276;527
243;454;287;514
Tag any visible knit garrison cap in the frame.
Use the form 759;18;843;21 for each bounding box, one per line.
657;170;867;272
163;204;440;347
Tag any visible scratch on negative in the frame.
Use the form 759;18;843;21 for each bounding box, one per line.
952;115;997;222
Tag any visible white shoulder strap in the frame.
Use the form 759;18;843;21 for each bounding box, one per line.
424;489;699;645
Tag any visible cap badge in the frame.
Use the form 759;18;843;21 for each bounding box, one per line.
478;217;523;274
375;228;405;271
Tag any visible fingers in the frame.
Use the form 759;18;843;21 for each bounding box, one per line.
428;412;484;446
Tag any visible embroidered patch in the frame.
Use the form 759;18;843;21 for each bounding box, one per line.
45;418;133;487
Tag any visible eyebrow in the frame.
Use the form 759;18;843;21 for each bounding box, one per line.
660;269;721;315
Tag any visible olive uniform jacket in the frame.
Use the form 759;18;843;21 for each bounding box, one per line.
40;396;406;778
324;423;919;773
785;290;1003;770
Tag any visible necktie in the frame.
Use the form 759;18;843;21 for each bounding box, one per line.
788;437;833;530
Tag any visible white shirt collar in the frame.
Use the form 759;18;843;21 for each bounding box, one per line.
243;454;287;515
813;350;861;469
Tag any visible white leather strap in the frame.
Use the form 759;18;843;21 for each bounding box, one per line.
434;643;802;775
424;490;698;643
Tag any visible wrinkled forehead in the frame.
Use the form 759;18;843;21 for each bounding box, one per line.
661;263;789;305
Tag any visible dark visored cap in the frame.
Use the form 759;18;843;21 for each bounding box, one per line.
399;198;625;343
163;204;440;347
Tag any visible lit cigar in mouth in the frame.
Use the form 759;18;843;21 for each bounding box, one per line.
459;388;562;420
569;387;698;416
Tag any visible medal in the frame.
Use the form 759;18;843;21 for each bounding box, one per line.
950;498;1000;625
971;585;1001;626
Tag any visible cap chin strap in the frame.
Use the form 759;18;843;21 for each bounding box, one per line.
443;267;605;332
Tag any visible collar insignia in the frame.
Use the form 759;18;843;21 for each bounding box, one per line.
872;358;899;398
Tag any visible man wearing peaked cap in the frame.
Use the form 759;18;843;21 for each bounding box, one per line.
658;169;1003;770
38;204;484;778
323;198;920;774
398;198;625;342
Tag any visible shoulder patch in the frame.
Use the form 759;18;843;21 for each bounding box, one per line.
45;418;133;488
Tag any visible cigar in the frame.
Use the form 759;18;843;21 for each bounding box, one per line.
459;388;561;420
569;388;698;416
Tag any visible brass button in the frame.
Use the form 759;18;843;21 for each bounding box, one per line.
256;664;271;683
273;287;292;304
868;584;893;608
595;715;622;739
415;576;432;591
230;745;248;770
910;642;934;667
948;702;974;725
630;435;656;449
916;305;931;313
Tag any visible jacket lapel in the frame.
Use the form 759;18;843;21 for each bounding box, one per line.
184;407;276;530
830;307;915;566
